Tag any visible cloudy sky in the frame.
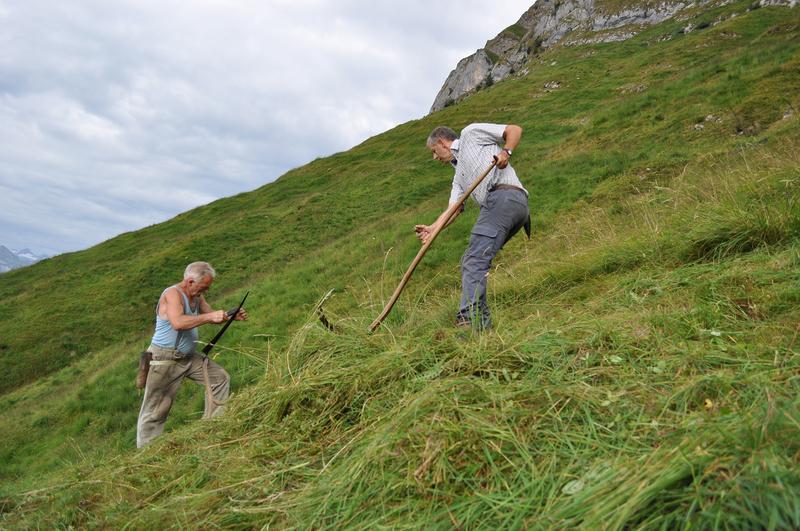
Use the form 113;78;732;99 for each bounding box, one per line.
0;0;532;256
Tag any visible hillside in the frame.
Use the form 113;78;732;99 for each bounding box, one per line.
2;0;799;527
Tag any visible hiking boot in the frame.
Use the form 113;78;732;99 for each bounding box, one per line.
454;316;492;331
455;317;472;328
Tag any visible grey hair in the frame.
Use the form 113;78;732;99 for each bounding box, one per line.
426;126;457;147
184;261;216;281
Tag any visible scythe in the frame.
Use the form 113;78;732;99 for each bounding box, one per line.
368;159;498;332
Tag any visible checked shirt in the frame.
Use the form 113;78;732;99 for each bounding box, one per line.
448;123;528;208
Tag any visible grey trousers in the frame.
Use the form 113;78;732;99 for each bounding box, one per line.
136;345;230;448
458;188;530;328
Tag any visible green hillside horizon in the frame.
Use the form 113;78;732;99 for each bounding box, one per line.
2;0;799;527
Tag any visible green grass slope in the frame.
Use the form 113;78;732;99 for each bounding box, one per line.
2;1;800;527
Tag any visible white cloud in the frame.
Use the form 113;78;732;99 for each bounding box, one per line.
0;0;532;255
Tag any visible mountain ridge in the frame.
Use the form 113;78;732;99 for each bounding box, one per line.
430;0;798;112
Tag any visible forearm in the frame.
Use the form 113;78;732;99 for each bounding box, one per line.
170;312;216;330
502;125;522;151
416;199;464;243
434;205;461;231
441;205;461;230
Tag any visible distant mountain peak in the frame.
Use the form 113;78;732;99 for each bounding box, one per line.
0;244;46;273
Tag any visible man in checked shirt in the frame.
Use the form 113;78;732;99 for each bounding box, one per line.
415;123;531;330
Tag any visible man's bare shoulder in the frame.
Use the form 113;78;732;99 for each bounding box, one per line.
162;286;183;305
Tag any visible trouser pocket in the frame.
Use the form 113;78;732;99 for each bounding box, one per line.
467;222;499;259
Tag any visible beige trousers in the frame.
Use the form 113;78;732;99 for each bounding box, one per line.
136;345;230;448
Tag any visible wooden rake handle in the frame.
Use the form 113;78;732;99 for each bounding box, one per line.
369;160;498;332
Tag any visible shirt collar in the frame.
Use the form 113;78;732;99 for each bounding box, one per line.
450;138;460;167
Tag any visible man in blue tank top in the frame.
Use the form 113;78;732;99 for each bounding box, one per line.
136;261;248;448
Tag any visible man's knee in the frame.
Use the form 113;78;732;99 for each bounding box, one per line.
465;229;497;256
208;362;230;387
462;244;495;274
153;396;174;420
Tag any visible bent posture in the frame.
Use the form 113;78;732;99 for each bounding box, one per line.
136;261;248;448
417;123;531;330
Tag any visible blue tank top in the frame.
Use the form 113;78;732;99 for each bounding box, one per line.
151;285;199;354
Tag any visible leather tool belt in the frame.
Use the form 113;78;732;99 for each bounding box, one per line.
136;328;191;389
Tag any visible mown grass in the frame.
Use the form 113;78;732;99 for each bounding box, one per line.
6;134;798;528
1;1;799;526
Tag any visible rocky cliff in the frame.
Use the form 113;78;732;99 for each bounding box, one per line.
430;0;797;113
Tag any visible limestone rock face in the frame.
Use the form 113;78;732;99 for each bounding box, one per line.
432;50;493;111
759;0;796;6
430;0;799;113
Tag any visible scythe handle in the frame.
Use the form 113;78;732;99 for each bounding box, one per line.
369;160;497;332
202;291;249;355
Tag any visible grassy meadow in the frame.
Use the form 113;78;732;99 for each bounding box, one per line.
1;0;799;527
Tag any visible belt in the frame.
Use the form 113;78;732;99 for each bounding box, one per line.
148;343;193;361
491;184;526;194
149;359;179;366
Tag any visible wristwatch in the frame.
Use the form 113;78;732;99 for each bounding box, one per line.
503;148;512;156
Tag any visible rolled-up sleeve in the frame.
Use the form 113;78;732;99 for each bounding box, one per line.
463;123;506;146
449;178;465;206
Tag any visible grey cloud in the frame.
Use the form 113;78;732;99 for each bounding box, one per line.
0;0;532;255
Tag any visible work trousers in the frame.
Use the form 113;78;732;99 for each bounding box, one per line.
136;345;230;448
458;188;530;329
